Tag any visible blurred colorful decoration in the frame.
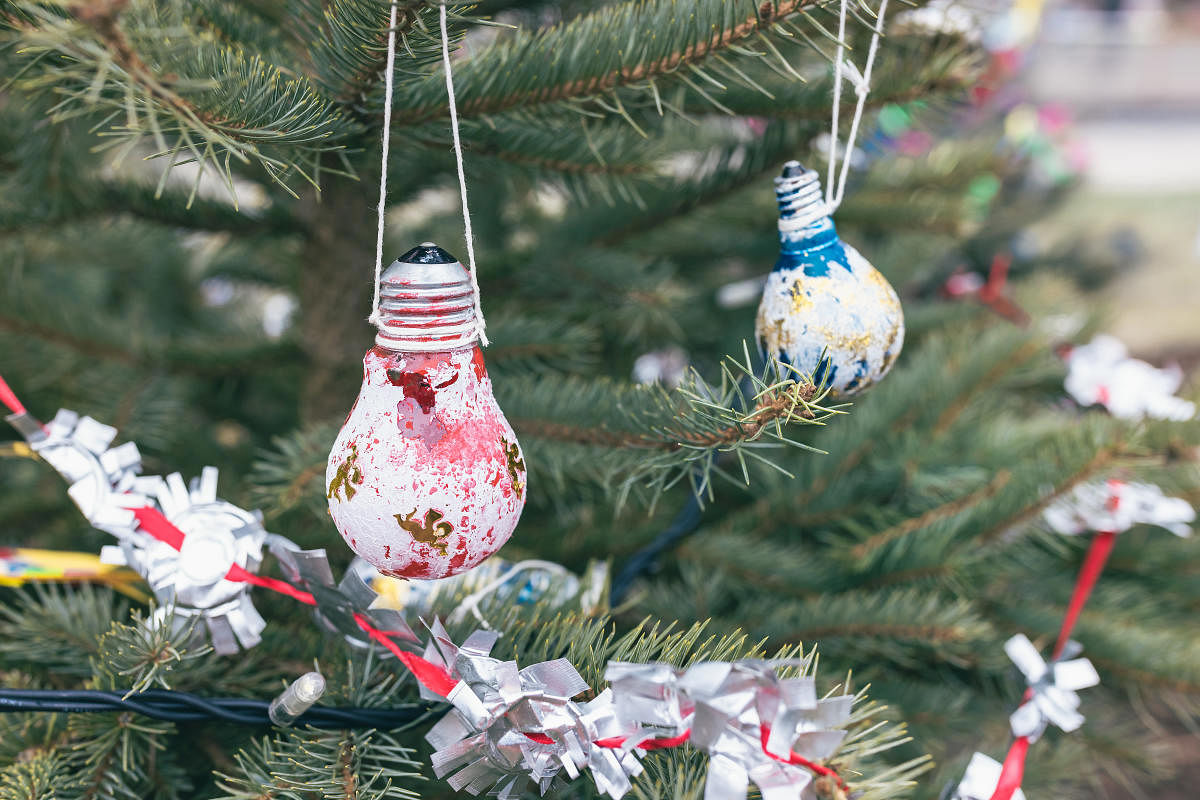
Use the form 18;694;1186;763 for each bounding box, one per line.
941;253;1030;326
948;752;1026;800
0;547;147;600
1044;479;1195;539
1063;334;1196;421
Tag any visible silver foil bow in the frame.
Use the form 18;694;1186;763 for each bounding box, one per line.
103;468;269;654
605;659;853;800
270;541;418;648
1043;479;1194;538
945;752;1026;800
6;408;144;538
1004;634;1099;741
422;621;642;799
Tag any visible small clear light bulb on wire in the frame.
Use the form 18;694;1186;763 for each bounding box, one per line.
269;671;326;727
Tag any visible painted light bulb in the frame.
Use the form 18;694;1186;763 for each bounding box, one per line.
755;161;904;395
326;244;526;579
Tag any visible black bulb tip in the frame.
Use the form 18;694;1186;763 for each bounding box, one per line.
398;243;458;264
780;160;808;178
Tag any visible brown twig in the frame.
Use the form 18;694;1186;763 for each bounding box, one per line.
398;0;820;123
786;622;972;643
848;469;1012;560
514;380;818;451
971;447;1117;547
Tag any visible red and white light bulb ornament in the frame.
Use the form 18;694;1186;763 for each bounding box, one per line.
326;245;525;579
325;4;525;580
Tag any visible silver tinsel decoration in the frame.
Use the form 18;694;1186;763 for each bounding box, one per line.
1043;480;1194;538
945;752;1026;800
422;620;643;799
270;540;418;647
7;408;145;538
103;468;269;654
1004;634;1099;742
605;660;852;800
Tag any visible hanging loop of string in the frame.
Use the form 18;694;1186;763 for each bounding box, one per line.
825;0;890;213
369;1;400;327
438;2;488;346
370;1;489;347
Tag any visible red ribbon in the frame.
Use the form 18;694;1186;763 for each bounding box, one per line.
988;517;1119;799
760;724;850;793
128;503;464;698
0;374;26;416
1052;529;1117;660
0;369;848;792
987;735;1030;800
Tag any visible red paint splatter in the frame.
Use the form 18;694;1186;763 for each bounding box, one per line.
471;347;487;381
435;372;459;389
389;370;437;413
384;545;391;559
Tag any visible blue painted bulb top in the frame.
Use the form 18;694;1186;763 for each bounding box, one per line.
754;161;904;395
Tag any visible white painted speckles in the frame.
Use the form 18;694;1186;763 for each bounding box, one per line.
326;345;525;580
755;243;904;396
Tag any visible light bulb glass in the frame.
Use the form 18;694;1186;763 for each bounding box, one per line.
755;161;904;395
326;244;526;579
269;671;325;727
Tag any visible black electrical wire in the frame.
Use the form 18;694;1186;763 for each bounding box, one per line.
610;491;704;604
609;372;769;604
0;688;426;729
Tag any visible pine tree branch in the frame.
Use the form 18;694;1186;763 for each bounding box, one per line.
848;470;1012;561
932;339;1042;434
0;314;305;376
290;0;438;108
786;622;975;644
393;0;825;124
7;1;357;194
516;378;819;451
970;446;1118;547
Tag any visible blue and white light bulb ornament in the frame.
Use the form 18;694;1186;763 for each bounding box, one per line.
755;161;904;395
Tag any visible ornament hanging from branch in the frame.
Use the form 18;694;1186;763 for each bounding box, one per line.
756;161;905;395
755;0;903;396
326;245;526;579
327;5;523;580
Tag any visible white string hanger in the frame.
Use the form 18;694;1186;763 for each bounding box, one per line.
447;559;572;629
368;1;400;328
370;1;490;347
825;0;890;213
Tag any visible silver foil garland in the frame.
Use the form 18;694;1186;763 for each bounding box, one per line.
1043;479;1195;538
7;408;144;539
7;403;864;799
1003;634;1099;742
606;659;853;800
421;620;643;798
102;468;270;654
270;540;419;647
946;752;1026;800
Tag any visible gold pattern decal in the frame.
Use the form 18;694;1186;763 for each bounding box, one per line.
502;437;526;499
394;509;454;555
328;443;364;502
789;281;813;314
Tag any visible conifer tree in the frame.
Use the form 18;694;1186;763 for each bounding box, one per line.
1;2;1197;800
